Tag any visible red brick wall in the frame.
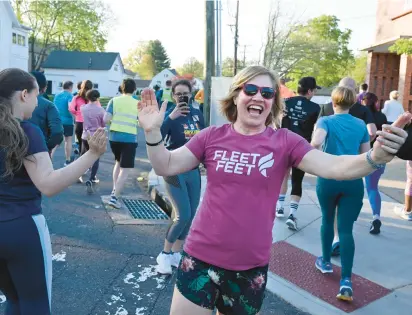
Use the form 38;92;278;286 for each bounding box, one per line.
398;55;412;111
367;53;400;106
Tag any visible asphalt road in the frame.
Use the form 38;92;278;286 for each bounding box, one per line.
0;133;311;315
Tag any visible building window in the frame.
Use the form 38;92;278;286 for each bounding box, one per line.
382;77;386;97
12;33;17;44
390;77;394;92
384;55;388;70
114;65;118;71
375;54;380;71
17;35;25;46
164;74;168;78
58;82;63;88
93;83;99;89
409;100;412;112
374;76;378;92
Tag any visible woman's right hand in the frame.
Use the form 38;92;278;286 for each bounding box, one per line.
138;88;167;132
88;128;107;156
169;102;190;120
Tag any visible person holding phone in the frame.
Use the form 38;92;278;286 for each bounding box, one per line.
156;79;205;275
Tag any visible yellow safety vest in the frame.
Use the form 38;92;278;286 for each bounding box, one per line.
162;88;173;102
110;95;138;135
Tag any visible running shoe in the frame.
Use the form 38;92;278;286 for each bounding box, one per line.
337;278;353;301
156;252;173;275
91;177;100;184
170;252;182;268
64;160;71;166
331;241;340;257
73;143;79;155
286;214;298;230
315;256;333;274
276;207;285;218
108;196;122;209
393;206;412;221
369;219;382;235
85;180;94;194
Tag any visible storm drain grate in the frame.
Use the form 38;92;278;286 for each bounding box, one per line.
123;199;169;220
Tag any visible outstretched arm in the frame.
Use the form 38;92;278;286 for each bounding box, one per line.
140;89;200;176
299;114;411;180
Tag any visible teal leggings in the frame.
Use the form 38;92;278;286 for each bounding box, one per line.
316;178;364;279
163;168;201;243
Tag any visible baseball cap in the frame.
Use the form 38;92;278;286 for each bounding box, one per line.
298;77;321;90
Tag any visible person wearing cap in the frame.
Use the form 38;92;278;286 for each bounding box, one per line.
276;77;321;230
29;71;64;156
318;77;377;257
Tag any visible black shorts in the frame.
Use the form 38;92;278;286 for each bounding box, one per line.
176;251;268;315
109;141;137;168
63;124;74;137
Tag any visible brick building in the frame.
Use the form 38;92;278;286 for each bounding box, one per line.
363;0;412;110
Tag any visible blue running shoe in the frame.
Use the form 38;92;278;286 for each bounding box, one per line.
337;278;353;301
331;241;340;257
315;257;333;274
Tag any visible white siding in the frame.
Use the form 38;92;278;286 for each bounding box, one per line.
44;68;122;97
150;70;176;88
0;2;29;71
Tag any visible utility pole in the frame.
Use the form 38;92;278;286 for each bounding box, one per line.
204;0;215;127
241;45;250;69
233;0;239;75
215;0;222;76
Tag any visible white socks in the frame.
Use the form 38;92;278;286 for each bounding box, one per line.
290;201;299;216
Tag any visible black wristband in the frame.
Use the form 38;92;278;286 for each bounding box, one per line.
146;139;163;146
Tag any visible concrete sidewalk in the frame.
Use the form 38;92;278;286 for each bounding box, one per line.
149;167;412;315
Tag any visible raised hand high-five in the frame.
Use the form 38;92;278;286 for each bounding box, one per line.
138;88;168;132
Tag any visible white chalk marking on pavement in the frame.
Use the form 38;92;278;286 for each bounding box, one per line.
52;251;67;262
0;295;6;303
107;294;126;306
137;266;157;282
123;273;140;289
135;307;147;315
146;293;154;297
114;306;128;315
131;293;143;301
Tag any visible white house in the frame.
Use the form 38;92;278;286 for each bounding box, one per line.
149;69;178;88
0;1;30;71
123;69;140;80
42;50;125;97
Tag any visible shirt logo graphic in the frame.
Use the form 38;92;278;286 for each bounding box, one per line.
213;150;274;177
258;152;274;177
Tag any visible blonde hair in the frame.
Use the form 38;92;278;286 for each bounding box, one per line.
331;86;356;109
390;90;399;100
220;65;284;128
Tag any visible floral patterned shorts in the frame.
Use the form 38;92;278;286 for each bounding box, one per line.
176;251;268;315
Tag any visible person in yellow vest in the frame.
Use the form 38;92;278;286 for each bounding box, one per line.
194;88;204;113
104;79;138;209
161;80;173;103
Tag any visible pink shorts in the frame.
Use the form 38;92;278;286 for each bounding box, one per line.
406;161;412;196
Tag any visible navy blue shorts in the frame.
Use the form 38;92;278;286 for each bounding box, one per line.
63;124;74;137
0;214;52;315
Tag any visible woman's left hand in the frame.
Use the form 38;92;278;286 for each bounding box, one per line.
372;112;412;163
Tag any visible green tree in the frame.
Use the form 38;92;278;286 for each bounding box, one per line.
12;0;112;70
287;15;354;89
177;57;204;79
147;40;171;74
123;42;155;79
347;53;367;85
389;39;412;55
221;57;246;77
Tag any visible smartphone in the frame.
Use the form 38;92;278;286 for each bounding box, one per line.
178;95;189;106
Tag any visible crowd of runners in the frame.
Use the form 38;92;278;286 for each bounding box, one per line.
0;65;411;315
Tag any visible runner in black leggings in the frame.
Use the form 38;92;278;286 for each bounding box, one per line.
0;68;106;315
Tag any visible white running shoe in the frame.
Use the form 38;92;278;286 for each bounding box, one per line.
156;252;172;275
276;207;285;218
393;206;412;221
170;252;182;268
